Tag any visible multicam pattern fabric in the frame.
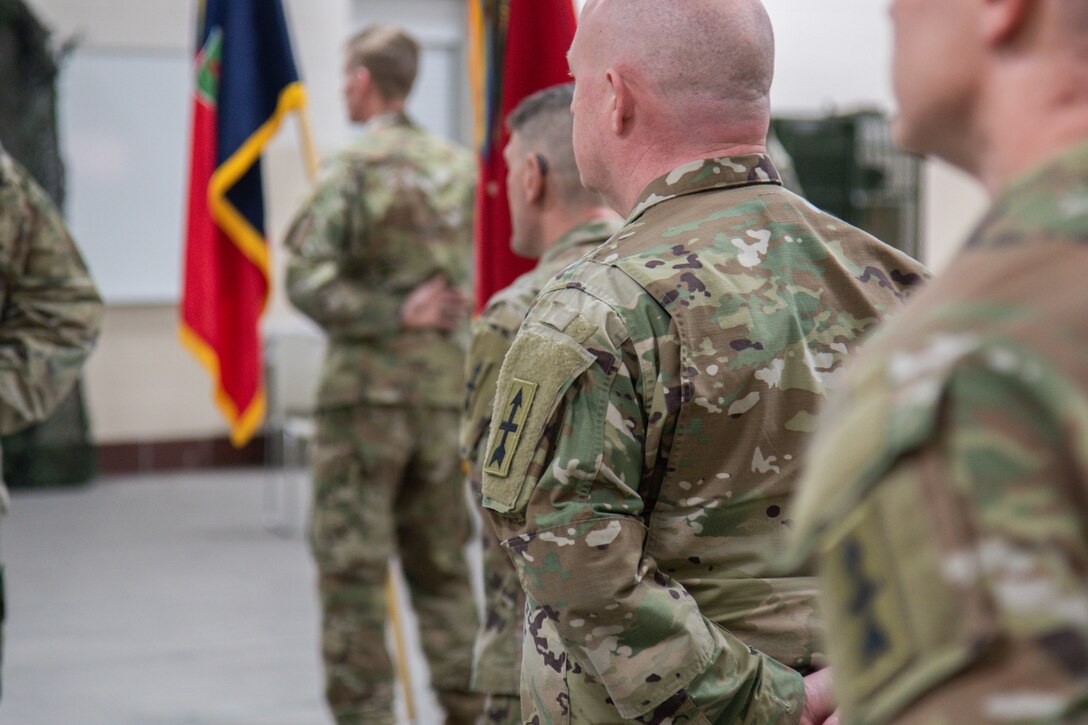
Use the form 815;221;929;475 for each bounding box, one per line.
309;405;481;725
481;155;927;722
461;219;621;713
285;111;476;411
0;149;103;512
788;140;1088;724
0;148;102;699
285;115;481;724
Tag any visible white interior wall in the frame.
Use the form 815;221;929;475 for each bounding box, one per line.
27;0;990;444
763;0;895;114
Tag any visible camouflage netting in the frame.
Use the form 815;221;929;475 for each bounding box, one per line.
0;0;95;488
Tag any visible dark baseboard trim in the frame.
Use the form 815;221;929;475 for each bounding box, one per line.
97;435;267;475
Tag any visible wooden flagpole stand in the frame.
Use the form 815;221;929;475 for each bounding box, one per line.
294;108;418;723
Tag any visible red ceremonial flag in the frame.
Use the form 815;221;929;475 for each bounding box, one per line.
469;0;579;310
180;0;306;447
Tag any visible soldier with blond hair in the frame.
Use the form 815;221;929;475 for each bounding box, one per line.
285;24;482;725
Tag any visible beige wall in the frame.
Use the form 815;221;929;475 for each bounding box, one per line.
923;160;990;273
29;0;992;444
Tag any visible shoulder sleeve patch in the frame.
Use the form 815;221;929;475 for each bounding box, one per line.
818;448;1000;724
459;325;515;458
820;489;915;702
484;378;537;479
482;321;597;515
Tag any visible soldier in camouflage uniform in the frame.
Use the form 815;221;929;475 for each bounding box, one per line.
787;0;1088;722
460;83;622;725
479;1;927;722
0;146;102;695
284;25;483;725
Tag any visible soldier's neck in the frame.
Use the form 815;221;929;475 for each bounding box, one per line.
971;62;1088;195
361;96;407;124
615;142;768;217
539;206;619;256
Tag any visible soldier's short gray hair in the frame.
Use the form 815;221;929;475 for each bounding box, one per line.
507;83;598;209
345;24;420;101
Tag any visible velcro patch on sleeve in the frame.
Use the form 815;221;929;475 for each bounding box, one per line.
459;326;514;458
817;454;998;723
482;322;597;515
484;378;537;478
820;494;915;702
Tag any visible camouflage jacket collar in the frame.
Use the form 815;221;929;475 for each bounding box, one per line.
539;217;624;267
968;138;1088;249
627;154;782;221
362;110;414;134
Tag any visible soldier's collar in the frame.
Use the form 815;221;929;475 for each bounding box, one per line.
627;154;782;222
967;137;1088;250
541;217;625;265
363;110;413;133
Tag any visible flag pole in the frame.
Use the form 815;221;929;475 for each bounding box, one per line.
293;108;418;723
385;567;417;722
295;105;321;179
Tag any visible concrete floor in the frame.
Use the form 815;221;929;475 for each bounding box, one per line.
0;469;451;725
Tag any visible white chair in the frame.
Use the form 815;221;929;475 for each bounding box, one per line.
263;321;325;535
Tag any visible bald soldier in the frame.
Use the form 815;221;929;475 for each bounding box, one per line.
479;1;926;722
788;0;1088;722
460;83;621;725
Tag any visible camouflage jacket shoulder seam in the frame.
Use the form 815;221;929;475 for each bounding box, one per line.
831;340;1078;535
534;260;669;408
535;262;649;344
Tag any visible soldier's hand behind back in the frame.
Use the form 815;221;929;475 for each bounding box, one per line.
400;274;471;332
800;668;841;725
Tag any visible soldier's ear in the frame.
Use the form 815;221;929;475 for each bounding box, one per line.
524;153;545;204
353;66;374;95
606;67;633;137
981;0;1034;46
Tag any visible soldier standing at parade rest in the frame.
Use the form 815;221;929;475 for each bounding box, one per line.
479;0;928;722
284;25;483;725
459;82;622;725
0;147;102;696
787;0;1088;722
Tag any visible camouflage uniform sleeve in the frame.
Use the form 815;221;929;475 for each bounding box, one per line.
811;361;1088;724
0;167;103;433
284;159;402;337
461;304;522;462
483;291;803;722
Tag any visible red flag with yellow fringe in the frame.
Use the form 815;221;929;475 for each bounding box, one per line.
181;0;306;447
468;0;579;310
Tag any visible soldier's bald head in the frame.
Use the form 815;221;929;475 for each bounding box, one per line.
569;0;777;212
580;0;774;122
